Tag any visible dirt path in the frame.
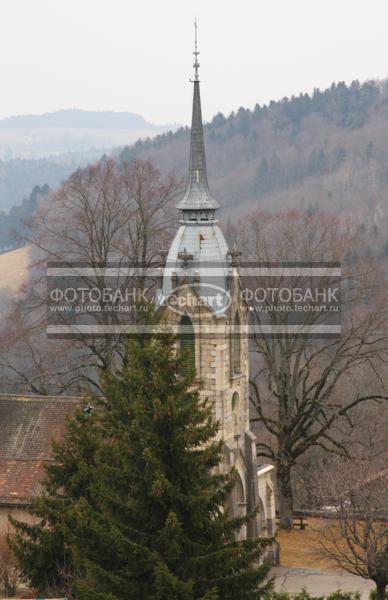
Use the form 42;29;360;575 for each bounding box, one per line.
270;566;374;599
274;518;375;597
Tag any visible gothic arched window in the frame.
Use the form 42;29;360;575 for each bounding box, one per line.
227;473;247;540
233;311;241;374
180;315;195;374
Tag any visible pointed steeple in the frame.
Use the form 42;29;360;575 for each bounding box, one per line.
176;21;219;212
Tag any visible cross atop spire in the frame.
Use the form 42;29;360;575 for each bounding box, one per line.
176;22;220;213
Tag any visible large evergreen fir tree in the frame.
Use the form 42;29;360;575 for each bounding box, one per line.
10;308;272;599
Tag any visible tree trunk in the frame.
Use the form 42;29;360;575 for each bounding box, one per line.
277;462;294;529
375;581;387;600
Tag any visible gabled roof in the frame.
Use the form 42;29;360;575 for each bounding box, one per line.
0;394;81;506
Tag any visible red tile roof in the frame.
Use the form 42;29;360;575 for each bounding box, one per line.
0;395;81;505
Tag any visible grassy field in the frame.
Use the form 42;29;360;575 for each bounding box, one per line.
0;245;30;295
277;518;340;570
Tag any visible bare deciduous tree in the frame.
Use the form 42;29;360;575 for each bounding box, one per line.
0;158;182;394
314;457;388;600
239;210;388;528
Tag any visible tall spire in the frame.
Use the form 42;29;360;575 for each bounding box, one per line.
176;21;219;212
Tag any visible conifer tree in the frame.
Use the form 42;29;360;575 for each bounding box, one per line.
11;308;272;599
9;406;102;595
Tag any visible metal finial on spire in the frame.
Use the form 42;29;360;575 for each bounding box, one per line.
193;18;200;82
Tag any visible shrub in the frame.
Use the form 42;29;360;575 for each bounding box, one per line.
369;591;388;600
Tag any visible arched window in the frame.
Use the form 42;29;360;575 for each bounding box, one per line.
226;473;245;516
257;497;267;536
233;312;241;374
180;315;195;374
231;391;239;411
233;474;247;540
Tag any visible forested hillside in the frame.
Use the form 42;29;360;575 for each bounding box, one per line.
3;80;388;256
0;184;49;251
0;154;101;249
0;158;74;213
121;79;388;257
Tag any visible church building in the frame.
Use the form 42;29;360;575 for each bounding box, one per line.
157;29;277;552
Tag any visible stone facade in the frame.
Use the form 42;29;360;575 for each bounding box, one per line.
159;264;277;551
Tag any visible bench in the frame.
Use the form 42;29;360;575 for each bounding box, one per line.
293;515;308;530
276;512;308;529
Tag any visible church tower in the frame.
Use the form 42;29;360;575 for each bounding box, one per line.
159;24;270;540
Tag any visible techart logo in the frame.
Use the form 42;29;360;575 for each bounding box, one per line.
164;283;231;317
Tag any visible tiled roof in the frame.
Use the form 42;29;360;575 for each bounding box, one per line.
0;395;81;505
0;460;45;505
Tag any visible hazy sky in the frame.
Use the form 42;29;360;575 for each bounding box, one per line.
2;0;388;125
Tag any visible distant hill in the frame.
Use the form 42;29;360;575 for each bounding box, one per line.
120;79;388;258
0;109;160;131
0;108;176;218
0;109;175;160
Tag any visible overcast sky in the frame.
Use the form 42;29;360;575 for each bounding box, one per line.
1;0;388;125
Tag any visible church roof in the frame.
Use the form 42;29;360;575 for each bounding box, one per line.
168;222;229;264
176;26;219;211
161;222;230;299
0;394;81;506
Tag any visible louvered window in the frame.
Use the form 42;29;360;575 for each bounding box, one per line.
180;315;195;373
233;312;241;374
